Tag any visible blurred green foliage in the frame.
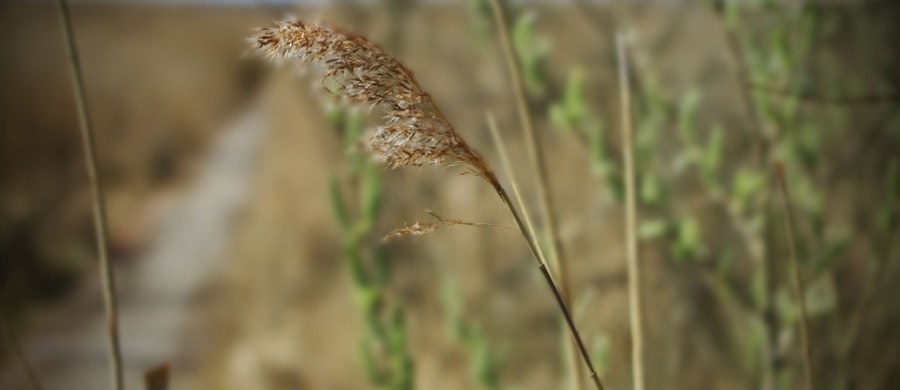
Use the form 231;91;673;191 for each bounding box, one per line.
327;105;414;390
543;1;899;388
482;1;899;387
442;278;503;390
511;11;551;98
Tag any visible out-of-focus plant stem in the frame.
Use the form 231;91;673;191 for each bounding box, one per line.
487;1;585;388
487;115;606;390
54;1;124;389
773;162;814;390
616;32;646;390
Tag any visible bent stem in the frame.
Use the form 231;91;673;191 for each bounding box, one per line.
773;162;814;390
54;1;124;389
486;117;605;390
495;186;605;390
487;0;584;387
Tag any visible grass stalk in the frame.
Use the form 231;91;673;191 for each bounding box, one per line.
252;19;603;390
487;116;605;390
54;1;124;389
773;162;814;390
616;32;645;390
486;114;544;264
486;1;584;388
486;0;570;295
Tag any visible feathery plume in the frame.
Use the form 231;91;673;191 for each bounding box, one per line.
249;20;605;389
251;20;495;181
383;210;511;241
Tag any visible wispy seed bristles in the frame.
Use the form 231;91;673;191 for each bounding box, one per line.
251;20;495;181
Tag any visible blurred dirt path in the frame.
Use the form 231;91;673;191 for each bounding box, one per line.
1;104;267;389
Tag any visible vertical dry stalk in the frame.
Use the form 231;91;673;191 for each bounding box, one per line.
616;32;645;390
486;1;584;388
773;162;814;390
492;168;607;390
487;113;545;268
251;20;604;390
486;0;571;305
54;1;124;389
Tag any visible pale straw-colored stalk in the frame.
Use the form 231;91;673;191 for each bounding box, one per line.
54;1;124;389
617;32;645;390
486;1;584;387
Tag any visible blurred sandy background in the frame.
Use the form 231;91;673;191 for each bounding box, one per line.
1;1;899;389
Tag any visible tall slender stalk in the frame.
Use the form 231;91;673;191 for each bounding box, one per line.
487;116;605;390
616;32;645;390
251;20;604;390
487;114;544;268
486;1;585;388
54;1;124;389
773;162;814;390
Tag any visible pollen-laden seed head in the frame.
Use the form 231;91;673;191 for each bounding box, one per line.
251;20;496;182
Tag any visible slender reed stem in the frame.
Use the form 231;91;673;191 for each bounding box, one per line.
773;162;814;390
486;0;570;295
54;1;124;389
487;114;545;266
487;116;606;390
487;1;584;388
1;321;43;390
616;32;645;390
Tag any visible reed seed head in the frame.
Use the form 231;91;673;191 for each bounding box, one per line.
383;210;511;241
251;20;496;182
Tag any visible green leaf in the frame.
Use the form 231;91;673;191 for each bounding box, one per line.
388;307;408;353
640;173;662;206
549;104;572;132
360;338;386;385
329;175;352;234
587;120;610;174
591;334;611;376
750;269;767;311
805;274;837;317
638;218;669;241
324;102;346;129
701;125;724;182
811;228;849;276
373;246;392;288
673;217;701;261
344;108;365;148
564;68;586;121
512;11;549;96
677;89;701;143
360;162;383;224
723;0;740;30
732;168;766;211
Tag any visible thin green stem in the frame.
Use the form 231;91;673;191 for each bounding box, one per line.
54;1;124;389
